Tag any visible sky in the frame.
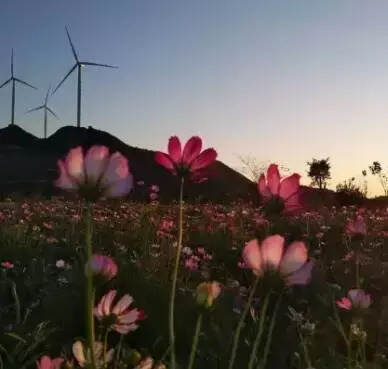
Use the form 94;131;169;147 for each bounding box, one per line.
0;0;387;196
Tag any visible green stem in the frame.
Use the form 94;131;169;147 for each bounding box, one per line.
247;293;271;369
114;335;124;369
85;202;97;369
257;293;283;369
355;251;360;289
10;281;21;325
187;313;203;369
333;300;351;368
169;177;184;369
227;275;260;369
297;325;313;369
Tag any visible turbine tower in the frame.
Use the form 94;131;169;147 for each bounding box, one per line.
26;87;59;138
53;26;117;128
0;49;37;125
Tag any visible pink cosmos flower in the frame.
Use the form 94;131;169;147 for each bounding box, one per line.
55;146;133;200
36;356;64;369
337;289;371;311
242;235;313;286
155;136;217;181
87;254;118;281
258;164;302;213
149;192;159;201
94;290;145;334
1;261;14;269
345;216;367;238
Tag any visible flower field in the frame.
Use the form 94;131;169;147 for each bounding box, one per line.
1;138;388;369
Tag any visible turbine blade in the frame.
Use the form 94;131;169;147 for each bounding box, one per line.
14;78;37;89
47;107;59;119
65;26;79;62
81;61;118;68
52;64;77;94
45;86;51;104
0;78;12;89
11;49;14;76
26;105;44;113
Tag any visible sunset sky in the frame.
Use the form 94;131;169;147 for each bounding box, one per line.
0;0;387;195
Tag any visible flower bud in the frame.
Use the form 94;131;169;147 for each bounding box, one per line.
196;281;221;308
86;254;118;281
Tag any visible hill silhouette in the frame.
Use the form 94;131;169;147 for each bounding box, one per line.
0;124;256;201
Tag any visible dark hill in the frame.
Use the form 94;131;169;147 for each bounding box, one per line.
0;125;256;201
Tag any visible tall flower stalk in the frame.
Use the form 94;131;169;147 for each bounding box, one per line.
169;177;184;369
55;145;133;369
155;135;217;369
85;202;97;368
227;276;260;369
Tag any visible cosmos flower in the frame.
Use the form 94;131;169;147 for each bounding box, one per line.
94;290;145;334
55;145;133;200
87;254;118;281
242;235;313;286
155;136;217;181
337;289;371;311
36;356;64;369
258;164;302;214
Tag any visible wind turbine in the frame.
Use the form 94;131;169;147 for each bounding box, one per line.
26;87;59;138
0;49;37;125
53;26;117;128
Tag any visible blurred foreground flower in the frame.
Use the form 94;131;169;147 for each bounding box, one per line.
87;254;118;281
242;235;313;286
346;215;367;238
155;136;217;182
36;356;64;369
94;290;145;334
1;261;14;269
258;164;302;214
337;289;371;311
72;340;114;368
196;281;221;308
55;145;133;200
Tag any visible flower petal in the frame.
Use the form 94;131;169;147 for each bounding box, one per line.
65;146;85;182
279;173;301;200
73;341;87;367
280;241;308;275
286;261;314;286
267;164;280;195
242;239;262;274
182;136;202;164
257;174;271;199
85;145;110;181
55;160;77;190
168;136;182;163
112;294;133;315
155;152;175;172
104;173;133;198
102;290;117;316
260;235;284;268
189;148;217;172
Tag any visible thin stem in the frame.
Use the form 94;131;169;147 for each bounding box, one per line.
355;251;360;289
247;293;271;369
332;300;351;368
227;275;260;369
187;313;203;369
85;202;97;369
297;325;313;369
114;335;124;369
169;177;185;369
257;293;283;369
10;281;21;325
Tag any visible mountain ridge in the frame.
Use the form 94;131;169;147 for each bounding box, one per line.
0;124;256;201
